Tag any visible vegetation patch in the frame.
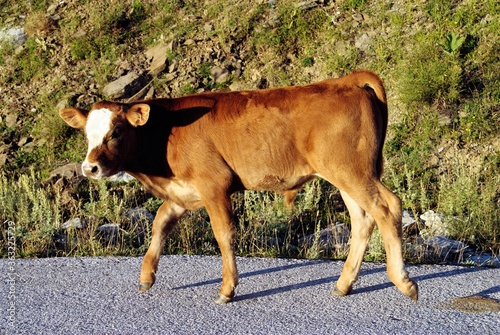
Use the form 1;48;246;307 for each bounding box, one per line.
0;0;498;262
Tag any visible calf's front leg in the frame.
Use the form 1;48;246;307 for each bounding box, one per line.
139;200;186;292
204;196;238;304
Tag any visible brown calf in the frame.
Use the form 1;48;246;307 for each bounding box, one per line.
59;70;418;303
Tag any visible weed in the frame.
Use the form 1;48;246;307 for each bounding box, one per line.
439;33;465;55
304;223;324;259
0;169;60;257
197;62;214;80
365;227;385;262
301;56;314;67
0;0;499;260
395;37;463;105
179;83;197;95
343;0;368;10
10;37;49;82
437;151;500;252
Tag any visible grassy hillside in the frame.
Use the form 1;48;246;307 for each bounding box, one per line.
0;0;498;260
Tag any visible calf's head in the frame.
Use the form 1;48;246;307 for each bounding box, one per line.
59;102;150;179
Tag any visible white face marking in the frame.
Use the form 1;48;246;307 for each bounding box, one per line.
85;108;113;160
83;108;113;165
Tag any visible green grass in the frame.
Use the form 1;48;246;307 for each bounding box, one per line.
0;0;498;260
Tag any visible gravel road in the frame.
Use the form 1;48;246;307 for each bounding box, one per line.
1;255;499;335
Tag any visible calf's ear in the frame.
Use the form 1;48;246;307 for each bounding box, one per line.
126;103;150;127
59;107;88;129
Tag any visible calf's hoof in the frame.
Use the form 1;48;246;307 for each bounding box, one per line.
407;280;419;302
138;282;153;292
331;282;351;297
214;294;232;304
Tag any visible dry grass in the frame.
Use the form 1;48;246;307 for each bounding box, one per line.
0;0;498;259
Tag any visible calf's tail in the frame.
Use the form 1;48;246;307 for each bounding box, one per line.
352;70;388;178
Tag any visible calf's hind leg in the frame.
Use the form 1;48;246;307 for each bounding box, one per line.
332;191;376;296
139;200;186;292
339;180;418;301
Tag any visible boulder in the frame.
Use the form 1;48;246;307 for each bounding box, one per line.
402;209;417;228
0;27;26;47
107;171;134;183
299;224;350;252
355;33;371;52
125;208;154;225
102;72;145;99
420;210;450;237
61;218;85;230
145;44;169;75
48;162;83;181
210;66;229;83
5;112;17;128
96;223;120;245
0;153;7;168
464;253;500;267
425;236;468;254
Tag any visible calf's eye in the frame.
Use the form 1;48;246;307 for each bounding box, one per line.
111;127;122;139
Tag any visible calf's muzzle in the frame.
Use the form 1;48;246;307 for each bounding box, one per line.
82;161;101;178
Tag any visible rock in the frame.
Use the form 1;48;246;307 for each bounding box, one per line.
420;210;450;236
145;43;169;75
44;164;84;209
47;3;59;14
334;40;351;57
126;83;151;102
0;154;7;168
167;40;178;52
5;112;17;128
420;210;443;224
125;208;154;225
145;86;155;100
0;27;26;47
54;233;69;249
429;155;439;166
229;81;246;91
299;224;350;252
210;66;229;83
73;30;86;39
464;253;500;267
165;72;177;82
17;136;31;147
48;162;83;181
204;23;214;32
107;171;134;183
168;60;178;73
402;209;417;228
295;1;318;10
61;218;85;230
425;236;468;255
96;223;120;245
355;33;371;52
352;13;364;22
102;72;145;99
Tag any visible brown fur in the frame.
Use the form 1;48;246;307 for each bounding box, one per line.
59;70;417;303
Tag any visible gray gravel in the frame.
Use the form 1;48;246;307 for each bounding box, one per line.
1;255;499;335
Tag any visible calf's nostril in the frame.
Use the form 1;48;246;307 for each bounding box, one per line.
82;162;99;177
